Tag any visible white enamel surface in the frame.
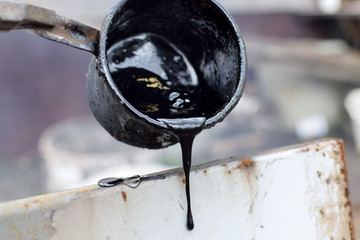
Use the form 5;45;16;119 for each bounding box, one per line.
0;139;354;240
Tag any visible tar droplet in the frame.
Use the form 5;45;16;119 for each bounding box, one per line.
158;117;206;230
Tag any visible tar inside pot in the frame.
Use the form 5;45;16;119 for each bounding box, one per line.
108;33;224;119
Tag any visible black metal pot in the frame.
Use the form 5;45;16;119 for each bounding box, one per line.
0;0;247;149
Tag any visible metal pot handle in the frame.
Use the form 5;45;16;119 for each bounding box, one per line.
0;2;99;55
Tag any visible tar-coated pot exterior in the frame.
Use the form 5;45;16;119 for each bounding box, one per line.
86;0;247;149
86;57;177;149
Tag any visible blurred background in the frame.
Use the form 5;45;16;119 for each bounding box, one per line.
1;0;360;236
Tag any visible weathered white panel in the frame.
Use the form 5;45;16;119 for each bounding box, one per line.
0;139;354;240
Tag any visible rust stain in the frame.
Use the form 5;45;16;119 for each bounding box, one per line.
301;141;323;152
121;191;127;202
182;178;186;184
238;158;254;168
335;175;341;184
227;170;231;175
203;169;207;174
334;139;355;240
222;163;227;167
301;146;310;152
321;137;333;142
326;178;331;185
344;187;351;208
24;204;29;209
32;199;40;204
336;139;346;166
332;139;344;159
180;173;183;177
